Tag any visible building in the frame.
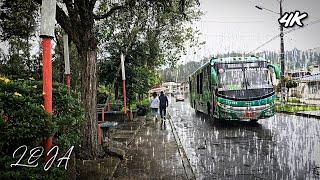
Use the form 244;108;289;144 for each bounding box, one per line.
161;82;180;95
290;73;320;102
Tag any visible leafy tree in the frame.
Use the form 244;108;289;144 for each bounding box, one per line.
1;0;201;159
98;0;202;105
0;0;41;78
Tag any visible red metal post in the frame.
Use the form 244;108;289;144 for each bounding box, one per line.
42;38;53;161
122;80;127;114
107;102;110;112
66;74;71;95
101;107;104;122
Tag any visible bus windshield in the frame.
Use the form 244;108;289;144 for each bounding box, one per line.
245;68;271;89
219;69;244;90
218;62;272;91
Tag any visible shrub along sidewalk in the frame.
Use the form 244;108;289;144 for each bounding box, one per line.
0;76;85;179
276;102;320;119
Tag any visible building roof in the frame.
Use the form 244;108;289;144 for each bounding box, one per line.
162;82;179;86
148;87;166;93
296;73;320;82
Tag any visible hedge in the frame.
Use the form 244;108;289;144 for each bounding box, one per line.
0;76;85;179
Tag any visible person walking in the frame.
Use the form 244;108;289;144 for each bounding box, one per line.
150;92;160;120
159;91;168;119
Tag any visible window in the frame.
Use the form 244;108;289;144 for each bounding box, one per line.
309;82;319;94
207;66;211;90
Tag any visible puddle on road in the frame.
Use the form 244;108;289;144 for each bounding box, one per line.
169;100;320;179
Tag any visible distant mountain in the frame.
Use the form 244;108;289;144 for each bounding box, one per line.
257;48;320;71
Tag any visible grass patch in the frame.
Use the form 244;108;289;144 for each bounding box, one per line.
276;104;320;113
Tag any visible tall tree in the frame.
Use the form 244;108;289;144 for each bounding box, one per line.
0;0;40;77
1;0;201;159
97;0;202;100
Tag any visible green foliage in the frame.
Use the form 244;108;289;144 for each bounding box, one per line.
52;28;81;86
97;0;201;104
0;0;39;40
286;79;298;89
0;39;42;79
0;77;85;179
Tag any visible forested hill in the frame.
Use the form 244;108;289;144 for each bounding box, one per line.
160;48;320;83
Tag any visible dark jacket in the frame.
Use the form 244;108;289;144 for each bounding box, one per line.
159;94;168;107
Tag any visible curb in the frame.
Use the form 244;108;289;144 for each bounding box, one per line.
167;115;196;180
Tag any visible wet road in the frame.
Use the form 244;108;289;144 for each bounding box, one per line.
168;97;320;179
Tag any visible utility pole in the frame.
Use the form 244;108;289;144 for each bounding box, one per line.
279;0;286;103
255;1;286;102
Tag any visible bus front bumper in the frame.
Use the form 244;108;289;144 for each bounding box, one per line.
216;103;275;120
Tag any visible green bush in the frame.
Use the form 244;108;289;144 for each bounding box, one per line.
0;77;85;179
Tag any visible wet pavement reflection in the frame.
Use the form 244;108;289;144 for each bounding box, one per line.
168;98;320;179
113;118;187;179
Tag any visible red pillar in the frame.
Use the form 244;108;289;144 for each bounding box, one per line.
101;107;105;122
42;38;53;161
122;80;127;114
66;74;71;95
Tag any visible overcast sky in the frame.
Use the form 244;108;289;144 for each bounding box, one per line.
1;0;319;64
181;0;320;63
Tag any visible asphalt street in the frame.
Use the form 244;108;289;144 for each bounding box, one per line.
168;97;320;180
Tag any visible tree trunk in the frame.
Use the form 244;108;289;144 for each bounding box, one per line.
79;50;98;159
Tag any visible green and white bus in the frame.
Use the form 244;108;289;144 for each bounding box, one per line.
189;56;280;121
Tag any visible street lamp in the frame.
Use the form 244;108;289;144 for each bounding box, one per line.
255;1;286;102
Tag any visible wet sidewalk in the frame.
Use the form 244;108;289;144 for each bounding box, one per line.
112;117;193;179
77;117;145;180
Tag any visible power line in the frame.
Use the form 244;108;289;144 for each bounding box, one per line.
248;18;320;53
200;20;264;24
